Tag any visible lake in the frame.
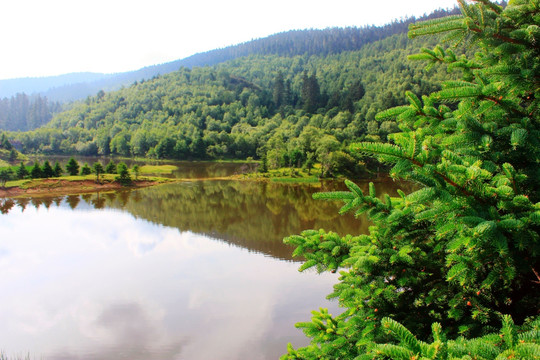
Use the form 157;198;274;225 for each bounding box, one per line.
0;163;409;359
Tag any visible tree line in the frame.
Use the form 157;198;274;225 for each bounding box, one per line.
0;158;134;187
0;93;62;131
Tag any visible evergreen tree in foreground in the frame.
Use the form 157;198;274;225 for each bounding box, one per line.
283;1;540;358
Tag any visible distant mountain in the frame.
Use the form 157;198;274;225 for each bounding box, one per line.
0;6;460;103
0;72;111;99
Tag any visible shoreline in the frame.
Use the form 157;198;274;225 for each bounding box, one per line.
0;171;385;199
0;178;165;199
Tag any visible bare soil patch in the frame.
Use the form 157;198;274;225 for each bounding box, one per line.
0;179;158;198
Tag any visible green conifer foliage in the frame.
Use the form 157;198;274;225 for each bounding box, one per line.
80;163;92;176
65;157;79;176
115;162;132;185
42;160;55;178
16;162;29;179
30;162;43;179
53;161;63;177
283;1;540;358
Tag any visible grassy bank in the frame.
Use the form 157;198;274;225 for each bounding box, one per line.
0;165;178;198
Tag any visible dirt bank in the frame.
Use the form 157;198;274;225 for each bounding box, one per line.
0;179;160;198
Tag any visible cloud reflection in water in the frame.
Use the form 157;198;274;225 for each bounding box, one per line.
0;203;338;359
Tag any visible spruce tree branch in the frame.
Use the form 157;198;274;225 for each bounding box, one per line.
532;267;540;285
469;27;527;46
361;144;482;202
483;95;526;117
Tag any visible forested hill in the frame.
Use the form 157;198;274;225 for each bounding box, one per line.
160;7;460;69
8;28;461;177
0;6;459;104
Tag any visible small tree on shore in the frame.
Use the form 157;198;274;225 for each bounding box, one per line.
53;161;63;177
0;168;13;188
80;163;92;175
42;160;55;178
66;157;79;176
132;164;140;180
30;162;43;179
115;162;132;185
16;162;28;179
105;160;116;174
93;162;104;183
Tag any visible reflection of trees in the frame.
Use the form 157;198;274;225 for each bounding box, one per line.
16;198;30;211
92;193;106;209
31;198;42;210
0;199;15;214
0;177;409;260
66;195;80;209
170;162;247;179
103;181;374;260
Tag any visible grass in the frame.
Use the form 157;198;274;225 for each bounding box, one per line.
139;164;178;174
236;166;325;184
271;176;320;183
2;172;173;192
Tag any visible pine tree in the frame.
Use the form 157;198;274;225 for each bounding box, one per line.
105;160;116;174
65;157;79;176
53;161;63;177
41;160;55;178
93;162;104;183
273;71;285;109
30;162;43;179
301;71;321;113
80;163;92;175
8;149;17;163
283;1;540;358
16;162;28;179
115;162;132;185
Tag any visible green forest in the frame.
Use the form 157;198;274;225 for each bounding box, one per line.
0;7;467;178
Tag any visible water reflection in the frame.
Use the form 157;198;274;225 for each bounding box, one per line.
0;177;412;359
1;178;411;260
0;206;339;359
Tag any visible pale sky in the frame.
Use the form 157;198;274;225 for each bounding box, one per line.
0;0;459;80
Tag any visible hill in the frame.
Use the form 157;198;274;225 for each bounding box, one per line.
0;6;459;104
5;28;460;177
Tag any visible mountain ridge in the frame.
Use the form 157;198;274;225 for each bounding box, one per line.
0;6;460;102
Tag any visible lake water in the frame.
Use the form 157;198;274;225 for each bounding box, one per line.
0;163;409;359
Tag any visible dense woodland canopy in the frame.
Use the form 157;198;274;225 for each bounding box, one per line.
2;19;469;176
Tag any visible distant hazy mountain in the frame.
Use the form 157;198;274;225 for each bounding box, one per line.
0;7;460;103
0;73;111;99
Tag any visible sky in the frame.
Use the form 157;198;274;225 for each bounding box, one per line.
0;0;459;80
